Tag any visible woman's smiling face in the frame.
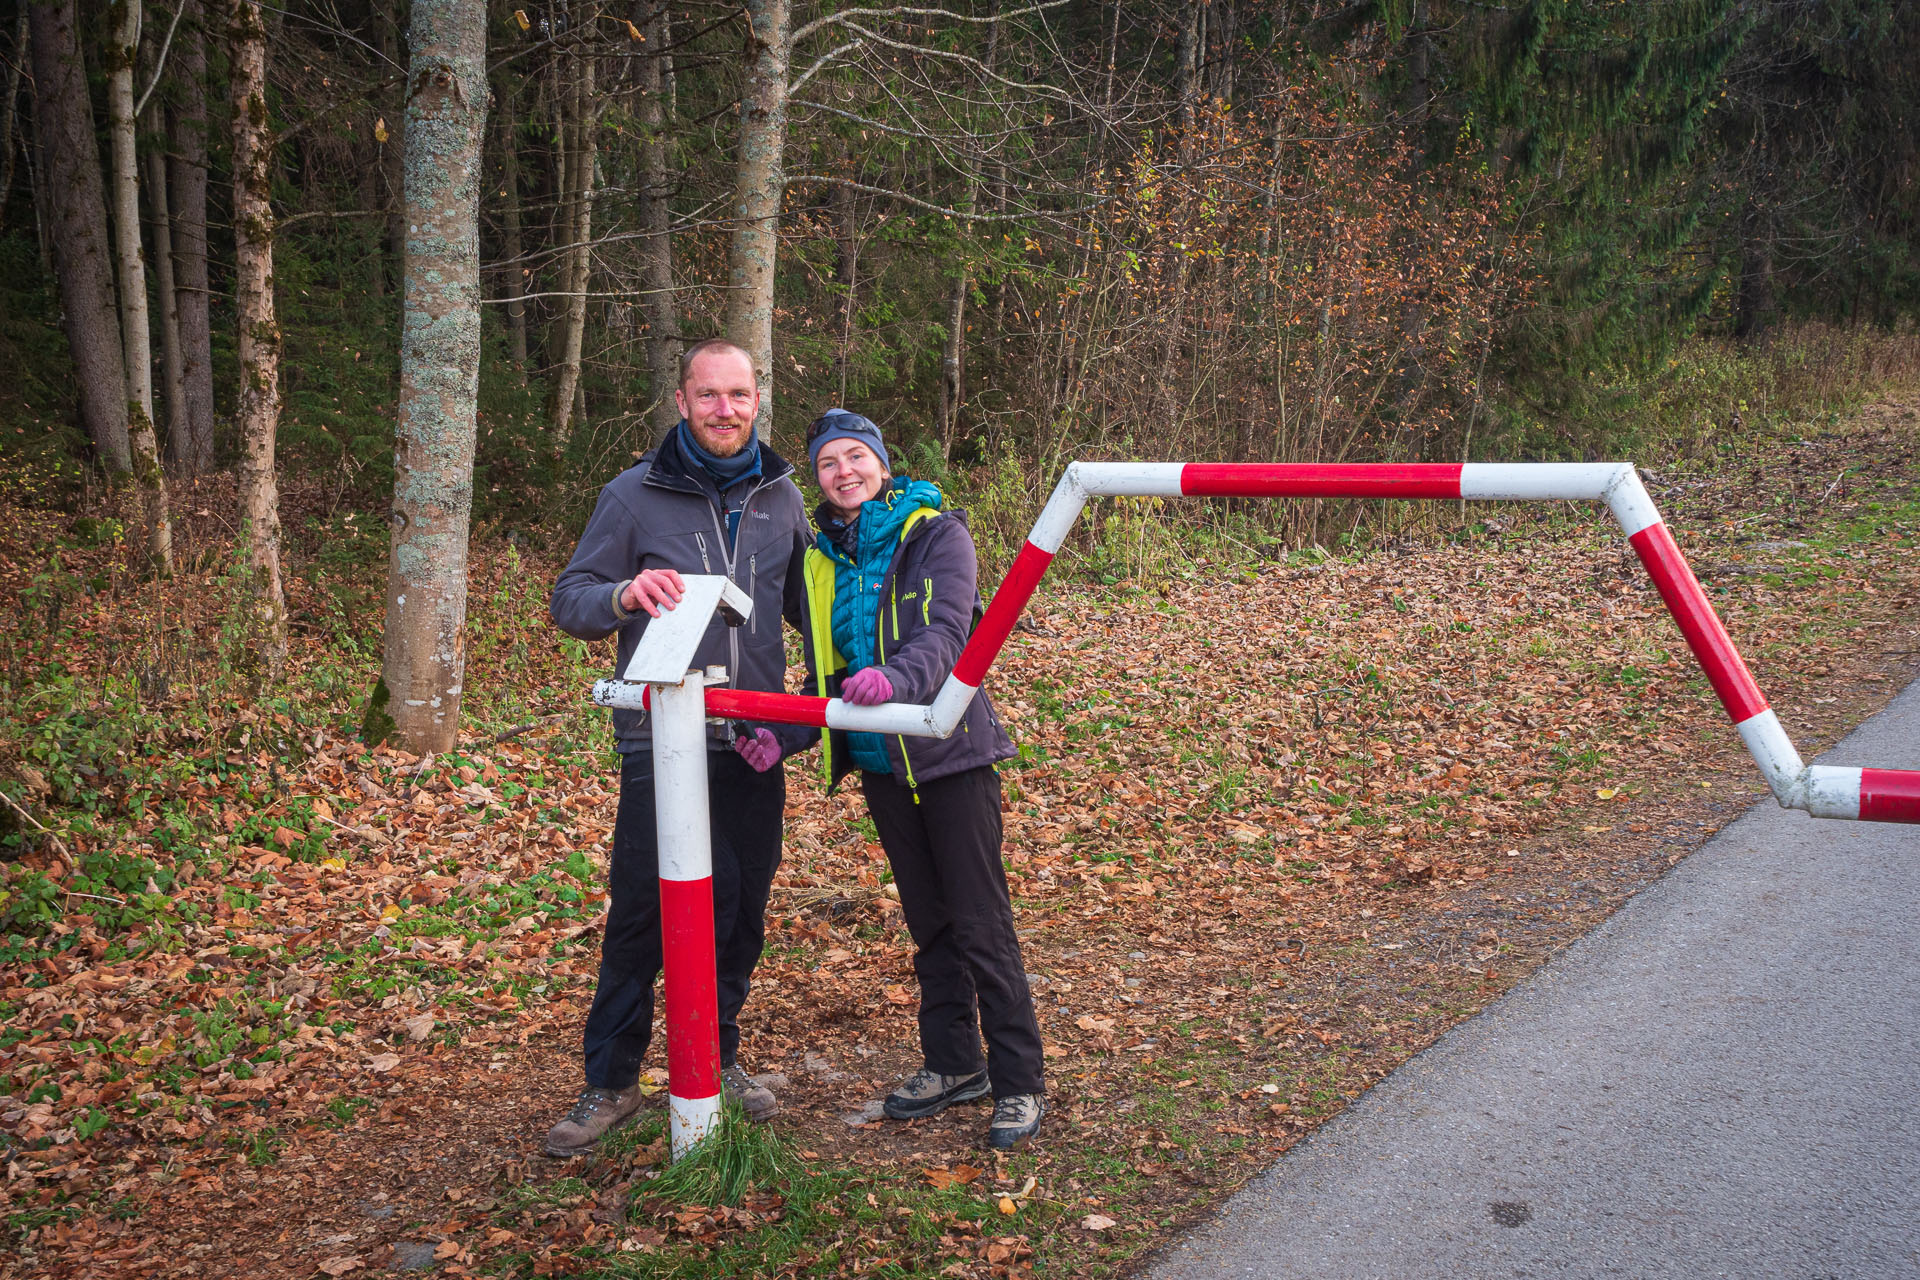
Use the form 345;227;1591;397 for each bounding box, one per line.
815;437;889;518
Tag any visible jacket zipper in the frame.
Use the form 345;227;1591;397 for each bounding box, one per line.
878;572;919;803
715;476;776;687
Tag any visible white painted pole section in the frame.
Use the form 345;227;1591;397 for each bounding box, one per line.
593;678;649;711
824;698;947;736
1026;470;1091;554
1601;468;1663;538
1459;462;1621;501
1735;709;1807;805
1072;461;1188;497
652;673;722;1159
669;1091;721;1158
1800;765;1865;820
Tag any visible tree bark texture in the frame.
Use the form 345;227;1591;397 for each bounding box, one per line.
167;0;215;472
636;0;677;442
490;62;528;370
831;177;856;404
143;109;189;469
546;30;595;450
229;0;286;666
28;0;132;474
377;0;487;753
1;10;26;228
106;0;172;572
726;0;790;432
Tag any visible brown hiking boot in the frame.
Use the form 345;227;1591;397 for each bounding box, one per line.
543;1084;643;1157
720;1064;779;1122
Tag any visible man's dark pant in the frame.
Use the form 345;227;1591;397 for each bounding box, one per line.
861;765;1044;1098
582;749;784;1089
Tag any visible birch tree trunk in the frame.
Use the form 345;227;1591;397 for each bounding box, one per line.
547;33;595;451
168;0;215;472
106;0;172;572
371;0;487;753
636;0;678;442
29;0;132;475
727;0;790;432
143;106;189;470
229;0;286;668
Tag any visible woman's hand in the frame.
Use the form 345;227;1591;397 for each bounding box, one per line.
621;568;686;618
840;667;894;705
733;727;782;772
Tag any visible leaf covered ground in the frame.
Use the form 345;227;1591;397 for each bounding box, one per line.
3;403;1918;1279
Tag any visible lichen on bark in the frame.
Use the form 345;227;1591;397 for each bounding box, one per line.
376;0;487;755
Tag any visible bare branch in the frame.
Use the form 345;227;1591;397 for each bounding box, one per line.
786;173;1098;222
792;0;1070;46
133;1;187;118
788;38;865;97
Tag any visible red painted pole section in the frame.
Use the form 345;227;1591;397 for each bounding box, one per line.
659;876;721;1099
953;540;1056;688
1860;769;1920;825
1627;522;1769;724
706;687;832;727
1181;462;1464;499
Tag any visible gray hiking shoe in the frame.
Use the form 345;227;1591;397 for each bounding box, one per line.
884;1067;991;1120
543;1084;643;1157
986;1093;1043;1150
721;1063;779;1122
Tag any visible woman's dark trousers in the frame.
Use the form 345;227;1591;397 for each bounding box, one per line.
861;765;1044;1098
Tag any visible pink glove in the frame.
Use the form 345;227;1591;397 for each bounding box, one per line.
840;666;893;706
733;727;781;773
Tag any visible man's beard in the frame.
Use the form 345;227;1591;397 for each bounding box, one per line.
696;423;749;457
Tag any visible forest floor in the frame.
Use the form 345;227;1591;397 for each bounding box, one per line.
2;400;1918;1280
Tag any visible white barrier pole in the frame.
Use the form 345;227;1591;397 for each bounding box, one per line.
650;670;722;1158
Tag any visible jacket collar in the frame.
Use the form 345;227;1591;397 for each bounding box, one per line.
644;422;794;498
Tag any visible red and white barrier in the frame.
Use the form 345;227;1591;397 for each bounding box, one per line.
590;459;1919;1162
649;674;722;1156
595;460;1920;823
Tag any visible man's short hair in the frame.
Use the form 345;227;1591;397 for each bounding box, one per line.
678;338;756;391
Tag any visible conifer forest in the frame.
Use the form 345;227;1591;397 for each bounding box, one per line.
1;2;1920;1275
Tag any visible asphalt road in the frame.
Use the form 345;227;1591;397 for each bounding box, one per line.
1149;679;1920;1280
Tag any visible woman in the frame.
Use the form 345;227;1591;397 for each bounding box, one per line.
744;408;1044;1149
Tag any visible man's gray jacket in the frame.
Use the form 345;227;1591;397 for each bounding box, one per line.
550;430;810;754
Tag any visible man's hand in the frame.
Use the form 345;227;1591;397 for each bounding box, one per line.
733;727;781;773
840;666;893;706
621;568;686;618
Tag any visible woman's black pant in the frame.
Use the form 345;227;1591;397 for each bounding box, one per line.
861;765;1045;1098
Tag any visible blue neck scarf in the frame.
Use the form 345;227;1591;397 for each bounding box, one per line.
676;420;762;490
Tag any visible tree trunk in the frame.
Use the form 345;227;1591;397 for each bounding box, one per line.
491;61;528;370
168;0;214;472
106;0;172;573
375;6;405;298
1735;197;1777;339
726;0;790;432
547;29;595;451
144;105;189;472
229;0;286;669
636;0;678;442
1;9;26;228
373;0;487;753
29;0;132;475
831;177;857;403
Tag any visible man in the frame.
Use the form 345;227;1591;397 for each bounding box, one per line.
545;339;810;1156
